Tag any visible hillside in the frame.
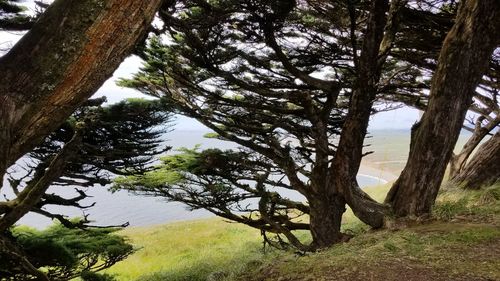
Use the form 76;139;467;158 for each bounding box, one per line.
106;184;500;281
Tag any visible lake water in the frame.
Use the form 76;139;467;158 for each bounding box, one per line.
5;130;385;229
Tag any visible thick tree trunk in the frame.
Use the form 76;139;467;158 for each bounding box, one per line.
452;131;500;189
0;0;162;184
385;0;500;217
308;195;346;249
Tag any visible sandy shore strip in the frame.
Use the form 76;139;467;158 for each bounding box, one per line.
359;162;398;183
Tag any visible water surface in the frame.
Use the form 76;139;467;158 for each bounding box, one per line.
8;130;385;229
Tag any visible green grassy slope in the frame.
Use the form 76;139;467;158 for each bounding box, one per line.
105;184;389;280
106;219;264;281
239;184;500;281
105;183;500;281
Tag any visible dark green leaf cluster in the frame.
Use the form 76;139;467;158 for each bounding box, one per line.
5;98;173;229
0;223;132;280
116;146;311;239
0;0;35;31
29;98;172;188
80;271;117;281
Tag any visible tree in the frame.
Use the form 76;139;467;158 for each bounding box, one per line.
1;98;171;228
1;0;163;276
116;0;500;251
361;0;499;190
0;224;133;281
0;98;172;279
378;13;499;187
451;131;500;189
0;0;163;186
448;91;499;180
385;0;500;217
115;0;411;250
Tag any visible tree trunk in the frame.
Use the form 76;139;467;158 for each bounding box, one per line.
452;131;500;189
308;195;346;249
0;130;82;232
0;0;162;184
331;0;396;228
385;0;500;217
449;116;500;179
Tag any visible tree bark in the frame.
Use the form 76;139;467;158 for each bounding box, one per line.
449;116;500;179
331;0;399;228
452;131;500;189
0;0;162;185
385;0;500;217
308;194;346;249
0;130;82;232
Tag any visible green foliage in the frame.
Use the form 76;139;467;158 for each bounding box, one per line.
115;147;243;188
203;132;220;139
0;0;34;30
31;98;172;187
0;223;133;280
0;0;25;14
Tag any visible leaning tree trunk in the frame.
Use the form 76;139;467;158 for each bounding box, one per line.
385;0;500;217
331;0;405;228
0;0;163;185
449;115;500;179
452;131;500;190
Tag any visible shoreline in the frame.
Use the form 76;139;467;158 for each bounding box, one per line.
359;161;398;183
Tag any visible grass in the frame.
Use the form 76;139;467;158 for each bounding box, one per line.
105;184;391;280
433;183;500;221
105;183;500;281
237;223;499;281
237;185;500;281
105;219;266;281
